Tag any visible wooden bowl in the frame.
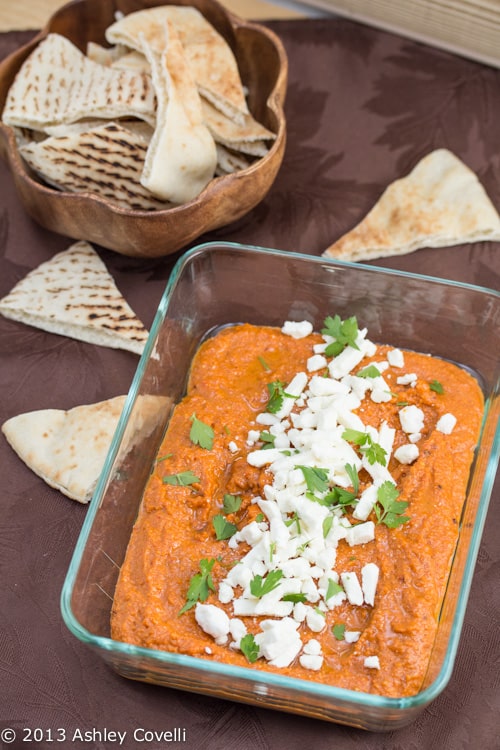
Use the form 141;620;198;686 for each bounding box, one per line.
0;0;287;258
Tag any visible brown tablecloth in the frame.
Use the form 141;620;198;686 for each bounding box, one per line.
1;18;499;750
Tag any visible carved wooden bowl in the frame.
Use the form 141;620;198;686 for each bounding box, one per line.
0;0;287;257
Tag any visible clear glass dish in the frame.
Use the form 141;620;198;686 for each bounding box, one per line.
60;242;500;731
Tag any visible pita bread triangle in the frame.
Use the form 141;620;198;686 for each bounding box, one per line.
0;241;149;354
2;396;127;503
1;33;156;131
105;6;249;124
322;149;500;262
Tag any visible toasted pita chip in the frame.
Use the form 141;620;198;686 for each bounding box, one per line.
105;6;249;124
139;20;217;204
201;97;275;152
1;394;170;503
0;241;149;354
215;143;253;175
322;149;500;262
19;122;170;211
2;33;156;131
86;41;128;66
2;396;127;502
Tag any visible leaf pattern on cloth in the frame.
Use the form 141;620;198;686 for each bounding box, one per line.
0;20;499;750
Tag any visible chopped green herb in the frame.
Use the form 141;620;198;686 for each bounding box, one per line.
374;481;410;528
222;494;242;514
296;465;329;494
430;379;444;394
285;511;302;534
342;429;387;466
322;515;334;538
163;470;200;486
282;593;307;603
240;633;259;663
255;513;265;523
189;413;214;450
212;514;237;541
357;364;381;379
250;569;283;598
326;579;344;600
258;355;271;372
321;315;360;357
156;453;173;463
179;558;216;615
345;463;359;494
259;431;276;449
266;380;286;414
314;606;326;617
332;623;346;640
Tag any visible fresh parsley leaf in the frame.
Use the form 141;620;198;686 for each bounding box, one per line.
326;579;344;600
357;364;381;378
259;431;276;449
430;379;444;394
222;494;242;514
345;463;359;494
250;569;283;597
179;558;216;615
240;633;259;663
321;315;360;357
332;623;346;640
322;515;334;538
258;355;271;372
189;414;214;450
285;511;302;534
341;429;387;466
324;486;357;508
163;470;200;486
266;380;285;414
296;465;329;494
374;481;410;528
365;441;387;466
255;513;265;523
212;514;237;541
282;593;307;603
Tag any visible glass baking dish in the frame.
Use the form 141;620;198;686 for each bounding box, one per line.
60;242;500;731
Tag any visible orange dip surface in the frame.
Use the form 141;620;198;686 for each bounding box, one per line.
111;320;484;698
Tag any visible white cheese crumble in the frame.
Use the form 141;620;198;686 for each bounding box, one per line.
282;320;313;339
436;413;457;434
399;404;425;434
364;655;380;669
394;443;419;464
387;348;404;368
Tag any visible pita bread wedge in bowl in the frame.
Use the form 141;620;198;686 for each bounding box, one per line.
0;0;287;258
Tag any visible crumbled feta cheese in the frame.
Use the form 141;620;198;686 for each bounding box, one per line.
282;320;313;339
195;603;230;645
307;354;327;372
399;404;425;434
436;413;457;434
299;653;323;670
396;373;417;387
303;638;322;655
344;630;361;643
306;607;326;633
361;562;379;606
387;348;404;368
364;655;380;669
255;618;302;667
394;443;419;464
340;572;364;606
228;440;238;453
345;521;375;546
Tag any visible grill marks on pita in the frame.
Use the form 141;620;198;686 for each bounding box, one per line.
322;149;500;262
1;6;277;208
0;240;149;354
2;33;156;130
20;122;172;210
